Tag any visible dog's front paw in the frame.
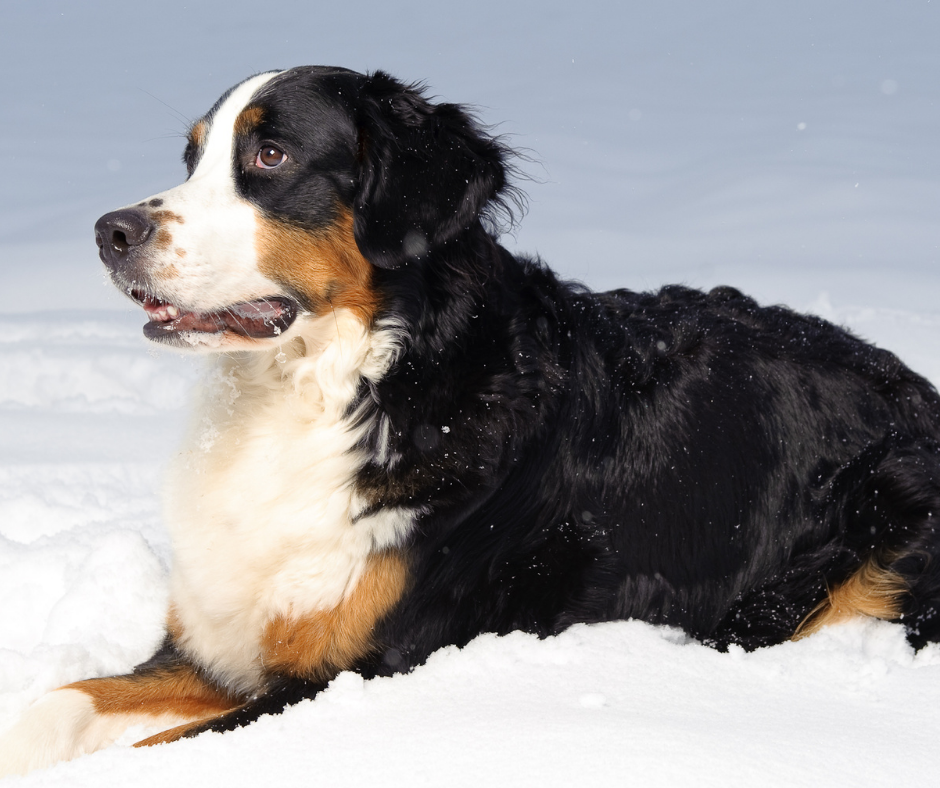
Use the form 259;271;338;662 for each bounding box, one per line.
0;688;120;777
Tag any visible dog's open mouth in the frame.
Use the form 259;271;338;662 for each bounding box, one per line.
132;291;299;341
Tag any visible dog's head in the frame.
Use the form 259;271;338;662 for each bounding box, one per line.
95;67;512;349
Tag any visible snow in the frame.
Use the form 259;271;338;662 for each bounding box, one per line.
2;1;940;785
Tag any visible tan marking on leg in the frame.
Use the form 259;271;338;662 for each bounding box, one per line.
65;664;240;721
256;208;379;324
262;550;408;680
794;557;907;639
133;716;219;748
235;105;265;137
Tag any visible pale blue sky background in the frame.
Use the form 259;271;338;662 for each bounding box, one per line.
1;1;937;309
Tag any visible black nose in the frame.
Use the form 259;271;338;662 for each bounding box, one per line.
95;209;153;269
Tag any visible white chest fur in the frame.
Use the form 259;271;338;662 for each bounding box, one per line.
164;310;410;694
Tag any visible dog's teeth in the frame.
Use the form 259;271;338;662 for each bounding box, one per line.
167;305;180;318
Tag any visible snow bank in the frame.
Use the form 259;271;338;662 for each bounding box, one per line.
6;619;940;787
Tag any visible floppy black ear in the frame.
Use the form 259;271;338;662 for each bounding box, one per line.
353;71;510;269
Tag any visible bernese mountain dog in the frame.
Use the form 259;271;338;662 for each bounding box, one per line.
3;65;940;775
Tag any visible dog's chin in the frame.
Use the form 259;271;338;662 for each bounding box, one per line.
130;290;299;349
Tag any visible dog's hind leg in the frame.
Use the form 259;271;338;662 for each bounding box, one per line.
703;544;848;651
707;441;940;651
798;442;940;648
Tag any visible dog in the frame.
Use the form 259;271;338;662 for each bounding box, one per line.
3;65;940;776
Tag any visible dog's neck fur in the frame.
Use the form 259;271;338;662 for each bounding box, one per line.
162;308;407;693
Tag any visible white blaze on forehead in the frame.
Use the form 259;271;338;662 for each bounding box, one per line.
136;70;284;312
193;71;282;182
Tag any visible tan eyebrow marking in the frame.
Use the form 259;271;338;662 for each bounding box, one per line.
234;105;265;137
188;120;206;148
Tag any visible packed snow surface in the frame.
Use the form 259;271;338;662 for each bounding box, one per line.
1;1;939;785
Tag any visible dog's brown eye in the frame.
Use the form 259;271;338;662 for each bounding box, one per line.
256;146;287;169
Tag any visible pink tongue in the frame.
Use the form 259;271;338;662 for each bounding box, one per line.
174;311;228;333
146;297;296;338
216;300;294;337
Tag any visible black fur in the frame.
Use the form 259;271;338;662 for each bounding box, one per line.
157;68;940;721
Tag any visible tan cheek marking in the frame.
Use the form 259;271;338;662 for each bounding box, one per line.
153;227;173;251
235;105;264;137
256;208;379;324
64;664;240;721
151;210;184;225
793;557;907;640
153;262;179;281
150;211;184;255
262;550;408;681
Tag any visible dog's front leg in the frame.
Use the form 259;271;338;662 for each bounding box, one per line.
0;648;239;777
133;674;329;746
